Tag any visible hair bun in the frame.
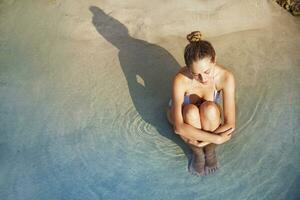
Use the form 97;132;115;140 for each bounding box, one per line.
187;31;202;43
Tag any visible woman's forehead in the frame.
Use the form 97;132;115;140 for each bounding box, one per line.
191;58;212;71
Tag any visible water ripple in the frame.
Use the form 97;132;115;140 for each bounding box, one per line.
109;105;182;159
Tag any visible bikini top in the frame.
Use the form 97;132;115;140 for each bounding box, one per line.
213;89;221;104
183;89;221;105
184;74;221;105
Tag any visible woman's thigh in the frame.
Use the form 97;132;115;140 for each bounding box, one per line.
167;104;202;142
182;104;202;129
166;102;222;142
199;101;222;132
167;102;222;127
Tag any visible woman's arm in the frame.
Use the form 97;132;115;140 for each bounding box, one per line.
189;126;234;147
196;71;236;146
219;71;236;133
171;75;222;144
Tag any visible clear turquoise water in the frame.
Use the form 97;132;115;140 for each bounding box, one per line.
0;1;299;199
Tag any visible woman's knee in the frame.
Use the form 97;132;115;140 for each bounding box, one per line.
199;101;221;119
199;101;221;131
183;104;201;121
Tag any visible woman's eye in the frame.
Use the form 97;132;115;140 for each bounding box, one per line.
205;71;210;74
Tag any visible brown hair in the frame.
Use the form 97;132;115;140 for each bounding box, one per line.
184;31;216;67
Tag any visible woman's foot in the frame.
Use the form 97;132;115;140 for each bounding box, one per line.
188;148;205;176
204;145;219;175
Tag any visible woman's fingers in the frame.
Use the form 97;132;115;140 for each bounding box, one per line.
189;139;202;147
188;140;209;147
198;141;210;147
179;135;205;147
180;135;211;147
188;139;200;146
221;128;233;136
219;130;233;144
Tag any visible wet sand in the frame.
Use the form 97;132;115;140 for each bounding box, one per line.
0;0;299;199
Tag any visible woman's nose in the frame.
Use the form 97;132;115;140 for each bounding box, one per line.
200;75;209;83
198;74;205;81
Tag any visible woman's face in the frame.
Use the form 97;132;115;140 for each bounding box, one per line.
189;57;216;85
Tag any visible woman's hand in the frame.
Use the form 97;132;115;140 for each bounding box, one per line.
186;139;210;147
195;141;210;147
195;128;234;146
216;128;233;144
179;128;234;147
188;140;210;148
179;135;210;147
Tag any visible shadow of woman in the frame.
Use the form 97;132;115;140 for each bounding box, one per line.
89;6;191;159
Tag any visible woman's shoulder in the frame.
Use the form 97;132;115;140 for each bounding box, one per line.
217;63;234;74
174;66;190;81
172;66;190;88
215;64;235;89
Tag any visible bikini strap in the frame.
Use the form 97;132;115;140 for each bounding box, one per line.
213;67;218;95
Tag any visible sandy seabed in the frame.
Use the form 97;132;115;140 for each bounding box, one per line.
0;0;299;199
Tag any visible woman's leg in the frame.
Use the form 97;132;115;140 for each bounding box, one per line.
166;104;205;176
166;105;202;147
199;101;222;175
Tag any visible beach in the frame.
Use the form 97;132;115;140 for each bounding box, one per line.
0;0;299;199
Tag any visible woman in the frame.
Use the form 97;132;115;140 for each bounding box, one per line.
166;31;236;176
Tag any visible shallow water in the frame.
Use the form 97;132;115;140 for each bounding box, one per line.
0;0;299;199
